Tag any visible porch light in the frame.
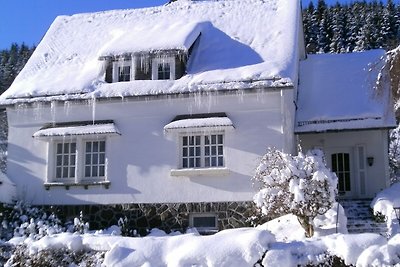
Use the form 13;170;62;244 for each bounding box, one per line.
394;207;400;225
367;156;374;166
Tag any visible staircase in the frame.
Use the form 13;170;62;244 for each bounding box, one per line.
339;199;387;235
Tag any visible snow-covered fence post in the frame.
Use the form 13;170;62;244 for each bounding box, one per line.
252;148;338;237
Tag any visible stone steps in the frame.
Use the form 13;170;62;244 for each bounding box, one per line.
339;199;387;236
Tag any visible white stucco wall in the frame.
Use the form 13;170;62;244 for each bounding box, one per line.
299;130;390;198
6;90;295;205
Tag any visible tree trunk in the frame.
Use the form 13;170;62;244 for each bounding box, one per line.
297;215;314;238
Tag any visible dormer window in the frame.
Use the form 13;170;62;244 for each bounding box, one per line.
104;53;184;83
118;66;131;82
112;58;132;83
152;57;175;80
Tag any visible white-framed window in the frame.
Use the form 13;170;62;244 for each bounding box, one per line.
181;134;224;168
84;140;106;178
112;58;133;82
189;213;218;233
152;57;175;80
164;114;234;177
49;137;108;184
55;141;76;179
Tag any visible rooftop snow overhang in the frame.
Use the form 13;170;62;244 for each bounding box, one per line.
294;117;397;134
33;120;121;138
164;112;234;134
97;21;204;59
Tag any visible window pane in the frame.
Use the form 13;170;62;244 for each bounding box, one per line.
63;167;68;178
182;136;187;146
218;135;223;144
211;135;216;144
195;136;200;145
218;156;224;166
56;155;62;166
189;147;194;157
205;147;210;156
195;147;200;156
92;166;98;177
63;155;69;165
189;136;194;146
211;146;216;155
57;144;63;154
86;142;92;152
71;143;76;153
70;155;76;165
205;157;210;167
211;157;217;166
183;159;188;168
196;158;201;167
183;147;187;157
99;166;105;176
193;216;216;228
85;166;91;177
218;146;223;155
189;158;194;168
64;143;69;153
85;154;91;164
93;142;99;152
99;154;105;164
92;154;98;164
99;141;105;152
56;167;62;178
205;136;210;145
69;167;75;178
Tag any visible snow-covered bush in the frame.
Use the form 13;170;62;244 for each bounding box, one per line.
0;202;63;241
6;244;104;267
252;149;338;237
389;125;400;183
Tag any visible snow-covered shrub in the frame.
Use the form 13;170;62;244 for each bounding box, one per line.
253;149;338;237
389;125;400;184
0;201;63;240
5;244;104;267
69;211;89;234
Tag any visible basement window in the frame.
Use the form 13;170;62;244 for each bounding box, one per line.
189;213;218;234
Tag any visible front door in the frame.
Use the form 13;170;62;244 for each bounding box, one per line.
327;148;354;198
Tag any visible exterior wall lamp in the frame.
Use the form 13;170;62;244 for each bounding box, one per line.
367;156;374;167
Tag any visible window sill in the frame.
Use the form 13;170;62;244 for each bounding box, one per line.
44;181;110;190
170;167;230;177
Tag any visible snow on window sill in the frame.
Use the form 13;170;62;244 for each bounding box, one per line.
170;167;230;177
44;180;110;190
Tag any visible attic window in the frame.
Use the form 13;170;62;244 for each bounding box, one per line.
118;66;131;82
112;58;132;83
152;57;175;80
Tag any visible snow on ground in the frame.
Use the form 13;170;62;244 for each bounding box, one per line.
3;185;400;266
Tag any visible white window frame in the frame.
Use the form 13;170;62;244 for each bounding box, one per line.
170;131;229;177
45;136;109;185
112;57;134;83
189;213;218;233
151;57;175;80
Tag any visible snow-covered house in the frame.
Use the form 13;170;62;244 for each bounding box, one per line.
0;0;395;232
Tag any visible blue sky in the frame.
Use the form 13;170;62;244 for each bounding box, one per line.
0;0;395;50
0;0;169;50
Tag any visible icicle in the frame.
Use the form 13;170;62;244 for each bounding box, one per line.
50;101;57;126
88;97;97;125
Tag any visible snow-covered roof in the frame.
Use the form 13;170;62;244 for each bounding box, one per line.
33;121;120;138
295;50;396;133
0;0;303;105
